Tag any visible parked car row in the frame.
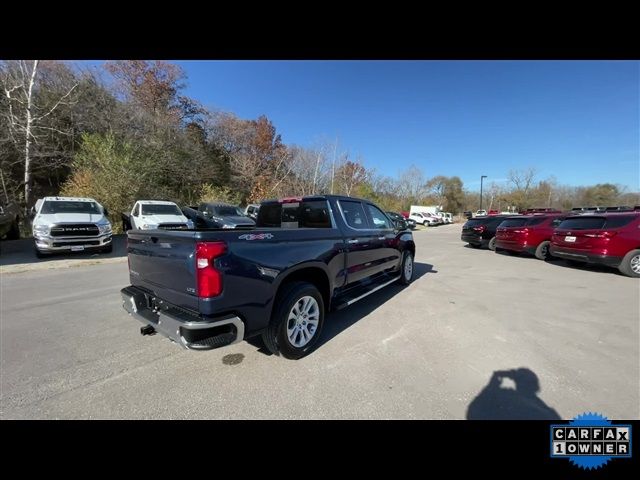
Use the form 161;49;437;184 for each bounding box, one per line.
408;211;454;226
26;195;419;260
461;210;640;277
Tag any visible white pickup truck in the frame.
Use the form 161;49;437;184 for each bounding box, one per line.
30;196;113;257
121;200;193;231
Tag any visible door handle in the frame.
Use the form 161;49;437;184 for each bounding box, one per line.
347;239;359;244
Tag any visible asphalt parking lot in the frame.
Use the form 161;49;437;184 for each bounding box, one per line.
1;225;638;419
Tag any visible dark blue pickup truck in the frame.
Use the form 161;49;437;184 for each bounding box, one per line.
121;195;415;359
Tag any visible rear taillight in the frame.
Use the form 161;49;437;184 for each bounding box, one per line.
196;241;227;298
473;226;485;232
584;231;617;239
513;228;529;234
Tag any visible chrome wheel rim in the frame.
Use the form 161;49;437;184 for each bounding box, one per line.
631;255;640;274
541;243;548;257
286;296;320;348
404;254;413;280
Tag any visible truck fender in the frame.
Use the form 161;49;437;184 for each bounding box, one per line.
268;261;333;319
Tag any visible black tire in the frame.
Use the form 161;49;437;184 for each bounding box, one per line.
101;244;113;254
618;249;640;278
399;250;414;285
34;247;48;259
262;282;325;360
6;218;20;240
534;241;550;260
487;237;497;251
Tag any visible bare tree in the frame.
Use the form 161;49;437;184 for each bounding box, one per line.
508;168;537;193
2;60;78;212
397;165;428;203
335;154;368;196
286;145;331;196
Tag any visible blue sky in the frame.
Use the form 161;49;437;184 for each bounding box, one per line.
88;60;640;190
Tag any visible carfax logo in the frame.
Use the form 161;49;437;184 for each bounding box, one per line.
550;412;632;470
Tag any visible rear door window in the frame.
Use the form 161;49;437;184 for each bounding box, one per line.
604;215;637;229
557;217;606;230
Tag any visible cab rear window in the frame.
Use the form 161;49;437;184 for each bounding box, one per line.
257;201;332;228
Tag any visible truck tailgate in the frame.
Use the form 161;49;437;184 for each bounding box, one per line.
127;230;199;312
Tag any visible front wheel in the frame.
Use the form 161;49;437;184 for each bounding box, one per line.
262;282;325;360
101;244;113;254
488;237;497;251
618;249;640;278
399;251;414;285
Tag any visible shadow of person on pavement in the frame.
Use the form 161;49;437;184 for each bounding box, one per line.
467;368;561;420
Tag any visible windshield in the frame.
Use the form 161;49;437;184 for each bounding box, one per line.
41;201;101;215
214;206;243;216
141;204;182;216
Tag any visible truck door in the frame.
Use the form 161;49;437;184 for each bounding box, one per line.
364;203;401;275
337;199;381;285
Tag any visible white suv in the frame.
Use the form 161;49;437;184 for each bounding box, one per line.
410;212;438;226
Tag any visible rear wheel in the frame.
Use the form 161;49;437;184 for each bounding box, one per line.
534;241;550;260
487;237;497;251
262;282;325;360
399;250;414;285
618;249;640;278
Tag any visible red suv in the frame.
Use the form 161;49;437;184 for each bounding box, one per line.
549;212;640;277
495;214;567;260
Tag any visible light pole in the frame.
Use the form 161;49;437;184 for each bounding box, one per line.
480;175;487;211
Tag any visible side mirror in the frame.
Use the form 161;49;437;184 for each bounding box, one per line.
133;210;138;217
103;207;109;217
29;206;36;218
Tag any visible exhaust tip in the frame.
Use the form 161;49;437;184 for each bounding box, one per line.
140;325;156;336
